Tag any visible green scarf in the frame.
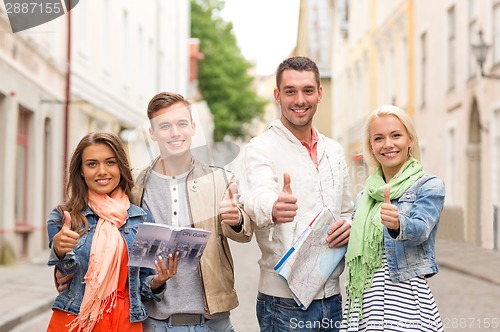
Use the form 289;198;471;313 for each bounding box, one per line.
345;159;424;316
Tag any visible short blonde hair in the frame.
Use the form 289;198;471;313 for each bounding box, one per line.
362;105;421;167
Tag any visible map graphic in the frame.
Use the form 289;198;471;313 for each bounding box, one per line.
274;207;347;309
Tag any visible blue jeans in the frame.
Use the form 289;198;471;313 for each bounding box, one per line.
142;317;234;332
256;292;342;332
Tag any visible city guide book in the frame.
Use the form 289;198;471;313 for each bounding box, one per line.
274;207;347;310
129;222;211;270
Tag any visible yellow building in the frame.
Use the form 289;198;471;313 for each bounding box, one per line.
296;0;334;138
327;0;414;193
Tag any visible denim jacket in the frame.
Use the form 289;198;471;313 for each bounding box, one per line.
354;174;445;282
47;204;154;322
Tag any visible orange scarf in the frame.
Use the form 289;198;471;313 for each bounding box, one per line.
68;187;130;332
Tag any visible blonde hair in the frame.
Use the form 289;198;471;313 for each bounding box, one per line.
362;105;421;167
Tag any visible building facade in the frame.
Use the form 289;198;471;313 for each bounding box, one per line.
0;5;67;262
329;0;500;250
68;0;190;169
0;0;192;263
330;0;414;194
413;0;500;249
296;0;334;138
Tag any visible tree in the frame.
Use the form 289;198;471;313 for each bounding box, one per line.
191;0;266;142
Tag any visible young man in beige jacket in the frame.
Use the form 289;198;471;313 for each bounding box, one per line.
133;92;252;332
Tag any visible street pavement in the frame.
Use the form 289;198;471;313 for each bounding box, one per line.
1;238;500;331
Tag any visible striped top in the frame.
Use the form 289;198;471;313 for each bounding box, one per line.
341;257;444;332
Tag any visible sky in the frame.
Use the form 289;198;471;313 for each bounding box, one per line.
220;0;301;75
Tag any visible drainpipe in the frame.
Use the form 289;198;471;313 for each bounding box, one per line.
64;5;71;189
156;0;161;91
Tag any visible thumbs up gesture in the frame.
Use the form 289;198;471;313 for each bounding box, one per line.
380;187;400;230
272;173;298;223
219;182;241;226
52;211;80;259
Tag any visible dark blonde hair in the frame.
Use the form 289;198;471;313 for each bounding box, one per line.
147;91;192;121
363;105;421;168
59;132;133;234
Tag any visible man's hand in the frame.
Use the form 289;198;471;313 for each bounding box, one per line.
151;252;179;291
326;219;351;248
381;187;400;230
52;211;80;259
272;173;298;223
219;183;241;226
54;268;73;293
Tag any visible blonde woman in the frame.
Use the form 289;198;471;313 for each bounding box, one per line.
341;105;445;331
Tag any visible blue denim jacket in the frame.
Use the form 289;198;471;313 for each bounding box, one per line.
354;174;445;283
47;204;154;322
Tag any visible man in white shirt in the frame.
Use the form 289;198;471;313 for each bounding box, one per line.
239;56;353;332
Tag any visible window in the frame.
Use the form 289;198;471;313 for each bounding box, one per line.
400;38;408;107
468;0;478;78
122;10;130;89
494;4;500;65
137;27;143;98
346;68;353;117
16;107;31;257
447;127;457;204
389;48;395;104
495;111;500;205
378;56;385;105
0;95;5;214
338;0;349;38
448;6;456;90
16;107;29;225
43;118;52;249
495;110;500;250
362;53;369;114
420;32;427;107
76;0;89;59
420;143;427;169
148;38;155;95
355;62;361;118
101;0;111;75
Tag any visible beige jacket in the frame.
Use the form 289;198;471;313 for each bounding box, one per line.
131;157;253;315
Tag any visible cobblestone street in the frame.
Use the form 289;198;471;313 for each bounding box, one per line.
429;268;500;331
6;238;500;331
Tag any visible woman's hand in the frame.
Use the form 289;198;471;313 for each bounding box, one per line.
52;211;80;259
381;187;400;231
54;268;74;292
150;252;179;291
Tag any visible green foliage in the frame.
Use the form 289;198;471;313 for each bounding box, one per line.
191;0;266;141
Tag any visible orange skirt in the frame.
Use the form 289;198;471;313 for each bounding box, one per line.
46;290;142;332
